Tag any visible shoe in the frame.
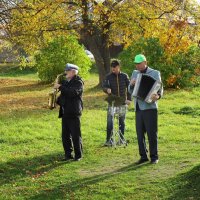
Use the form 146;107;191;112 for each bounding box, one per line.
74;157;82;161
151;159;159;164
103;141;113;146
135;158;149;165
61;155;74;161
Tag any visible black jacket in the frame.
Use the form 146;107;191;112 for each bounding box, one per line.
102;72;131;103
57;75;83;118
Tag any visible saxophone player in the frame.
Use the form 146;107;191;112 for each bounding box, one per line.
54;63;84;161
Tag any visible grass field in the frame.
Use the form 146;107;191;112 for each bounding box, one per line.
0;65;200;200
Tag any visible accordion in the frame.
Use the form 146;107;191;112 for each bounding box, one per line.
132;74;162;103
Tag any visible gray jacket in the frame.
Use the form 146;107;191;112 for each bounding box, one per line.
128;67;163;110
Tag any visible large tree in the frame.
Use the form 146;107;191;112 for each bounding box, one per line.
1;0;200;84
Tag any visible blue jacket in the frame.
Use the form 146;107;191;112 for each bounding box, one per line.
128;67;163;110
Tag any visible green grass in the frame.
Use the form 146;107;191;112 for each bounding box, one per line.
0;66;200;200
0;63;38;80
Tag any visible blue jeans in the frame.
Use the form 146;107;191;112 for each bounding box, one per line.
106;106;126;142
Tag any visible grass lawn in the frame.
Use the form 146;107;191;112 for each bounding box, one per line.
0;65;200;200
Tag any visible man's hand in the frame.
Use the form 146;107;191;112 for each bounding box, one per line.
54;83;61;89
125;100;131;105
107;88;111;94
151;94;159;102
130;78;136;86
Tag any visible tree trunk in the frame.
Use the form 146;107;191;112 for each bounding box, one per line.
80;28;111;85
79;1;112;85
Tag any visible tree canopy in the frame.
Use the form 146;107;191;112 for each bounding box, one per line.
1;0;200;83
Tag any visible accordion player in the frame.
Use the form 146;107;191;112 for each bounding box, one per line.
129;54;163;164
132;73;162;103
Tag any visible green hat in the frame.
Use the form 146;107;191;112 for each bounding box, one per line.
134;54;146;64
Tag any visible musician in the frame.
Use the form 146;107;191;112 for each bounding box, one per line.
54;63;84;161
129;54;163;164
102;59;131;146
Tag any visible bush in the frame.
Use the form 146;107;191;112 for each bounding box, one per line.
118;37;164;76
35;36;92;82
119;37;200;88
165;46;200;88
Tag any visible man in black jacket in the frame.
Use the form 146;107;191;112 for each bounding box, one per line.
102;59;131;146
54;63;83;161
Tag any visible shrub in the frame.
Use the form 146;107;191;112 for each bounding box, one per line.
118;37;164;76
165;46;200;88
35;36;92;82
119;37;200;88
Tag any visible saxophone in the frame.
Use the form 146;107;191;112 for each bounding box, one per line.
48;73;65;110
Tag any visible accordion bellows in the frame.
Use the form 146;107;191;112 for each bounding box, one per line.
132;74;162;103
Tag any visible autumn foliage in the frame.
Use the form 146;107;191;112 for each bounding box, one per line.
119;37;200;88
1;0;200;86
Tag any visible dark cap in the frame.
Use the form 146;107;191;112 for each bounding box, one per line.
65;63;79;71
111;60;120;68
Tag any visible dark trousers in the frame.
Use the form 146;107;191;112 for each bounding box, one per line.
107;109;126;141
62;116;82;159
135;109;158;161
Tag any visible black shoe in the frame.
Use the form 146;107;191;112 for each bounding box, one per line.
61;155;74;161
74;157;82;161
151;159;159;164
135;158;149;165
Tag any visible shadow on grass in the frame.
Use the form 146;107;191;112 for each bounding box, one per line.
23;163;200;200
27;161;148;199
0;153;67;186
0;149;149;199
166;164;200;200
0;81;48;95
173;106;200;117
